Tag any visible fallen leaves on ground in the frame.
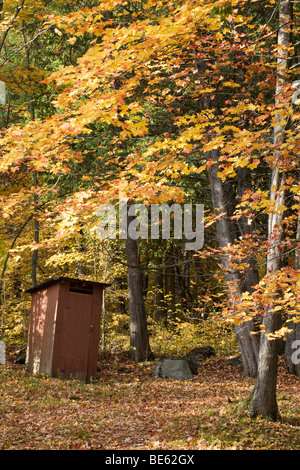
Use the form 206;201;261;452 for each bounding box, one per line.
0;352;299;450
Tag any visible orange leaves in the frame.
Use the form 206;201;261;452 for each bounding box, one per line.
1;0;299;257
0;350;299;450
223;264;300;332
0;0;273;195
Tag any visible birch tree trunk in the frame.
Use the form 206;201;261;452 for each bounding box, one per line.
251;0;292;420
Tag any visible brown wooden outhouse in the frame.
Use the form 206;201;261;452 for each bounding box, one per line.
26;277;109;381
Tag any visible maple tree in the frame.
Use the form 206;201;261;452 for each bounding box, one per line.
250;0;294;421
0;0;299;423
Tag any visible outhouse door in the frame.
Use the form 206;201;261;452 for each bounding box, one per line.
53;280;100;381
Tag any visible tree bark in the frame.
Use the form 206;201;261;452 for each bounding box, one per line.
196;45;260;376
31;172;39;288
284;212;300;376
126;207;153;362
22;22;39;288
0;214;34;306
284;319;300;376
251;0;292;419
208;149;259;377
165;249;176;316
153;263;166;324
250;308;282;420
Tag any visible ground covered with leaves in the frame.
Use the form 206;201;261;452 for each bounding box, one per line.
0;351;299;450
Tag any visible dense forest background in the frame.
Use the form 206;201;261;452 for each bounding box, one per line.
0;0;299;421
0;0;241;352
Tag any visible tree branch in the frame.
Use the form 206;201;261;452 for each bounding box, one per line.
0;213;34;306
0;0;26;55
0;24;54;68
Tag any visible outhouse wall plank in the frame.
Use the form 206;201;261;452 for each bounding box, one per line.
27;283;59;375
26;289;46;374
51;280;70;378
39;283;59;375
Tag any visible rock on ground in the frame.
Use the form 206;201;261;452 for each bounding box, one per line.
152;358;193;380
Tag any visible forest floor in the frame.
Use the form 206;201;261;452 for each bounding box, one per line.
0;349;299;450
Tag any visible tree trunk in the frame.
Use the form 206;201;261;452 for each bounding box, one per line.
196;43;260;376
236;167;260;293
153;263;166;324
165;250;176;316
31;172;39;288
284;319;300;376
251;0;292;419
126;208;153;362
250;309;282;420
22;23;39;288
0;214;34;306
208;149;259;377
284;212;300;376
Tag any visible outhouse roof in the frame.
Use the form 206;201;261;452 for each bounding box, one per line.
25;276;110;294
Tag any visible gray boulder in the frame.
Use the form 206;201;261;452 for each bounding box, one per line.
152;358;193;380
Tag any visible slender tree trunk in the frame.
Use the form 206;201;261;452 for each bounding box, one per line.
165;249;176;316
251;0;292;420
153;262;166;324
126;207;153;362
0;214;34;306
100;249;109;351
0;0;26;54
31;172;39;287
22;22;39;287
236;167;260;293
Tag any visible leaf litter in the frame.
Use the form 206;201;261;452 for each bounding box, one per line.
0;351;299;450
